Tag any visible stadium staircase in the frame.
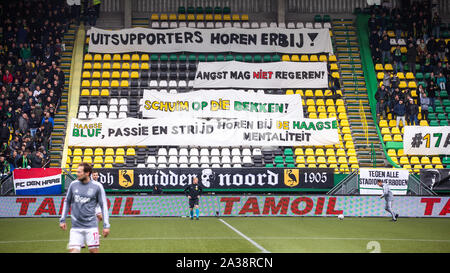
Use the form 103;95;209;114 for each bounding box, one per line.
49;26;77;168
331;18;387;169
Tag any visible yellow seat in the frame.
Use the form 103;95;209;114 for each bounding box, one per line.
399;157;409;164
104;164;113;168
141;54;149;61
82;71;91;78
94;148;103;156
296;156;305;164
93;62;102;69
121;71;129;78
338;157;348;164
204;14;212;21
110;80;119;87
126;148;136;156
111;71;120;78
377;72;384;79
105;148;115;156
104;156;114;164
393;134;403;141
115;156;124;164
83;63;92;70
328;55;337;62
310;55;318;62
66;157;71;164
232;14;240;21
90;89;100;96
187;14;195;21
387;149;396;157
291;55;300;62
241;14;249;21
151;14;159;20
282;55;290;61
317;156;327;164
286;89;294;95
319;55;327;62
305;148;315;156
131;54;140;61
141;63;149;70
300;55;309;62
405;72;415;80
330;63;338;70
295;89;304;96
214;14;222;21
408;81;417;88
112;63;121;69
112;54;121;61
83;156;92;163
101;89;110;96
223;14;231;21
348;156;358;164
384;64;393;71
93;164;102;169
160;14;168;20
431;157;441;164
100;80;109;87
306;156;316;164
81;89;90;96
306;99;315;106
294;148;304;155
169;14;177;21
94;156;103;164
81;80;90;87
73;148;83;156
420;157;431;164
72;156;82;164
120;80;129;87
383;134;393;142
101;62;110;70
315;89;324;97
84;54;93;61
116;148;125;156
327;156;337;164
305;90;314;96
131;71;139;78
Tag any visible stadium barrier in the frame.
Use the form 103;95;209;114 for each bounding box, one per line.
1;195;449;218
94;167;335;192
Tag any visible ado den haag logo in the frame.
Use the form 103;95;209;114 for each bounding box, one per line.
119;169;134;188
284;169;299;187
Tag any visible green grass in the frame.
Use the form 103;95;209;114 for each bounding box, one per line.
0;217;449;253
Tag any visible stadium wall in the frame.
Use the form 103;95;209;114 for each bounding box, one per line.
0;195;449;218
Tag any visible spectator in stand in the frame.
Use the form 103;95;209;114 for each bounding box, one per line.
393;45;403;73
437;72;446;91
407;98;419;125
431;13;441;38
406;42;417;74
0;121;10;150
393;100;406;127
427;80;437;109
377;98;387;121
16;149;31;169
381;35;391;66
30;150;44;168
419;91;430;121
0;155;11;178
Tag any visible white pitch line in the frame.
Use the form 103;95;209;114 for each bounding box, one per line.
218;219;271;253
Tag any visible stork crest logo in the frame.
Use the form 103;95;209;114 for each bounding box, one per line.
284;169;299;187
119;170;134;188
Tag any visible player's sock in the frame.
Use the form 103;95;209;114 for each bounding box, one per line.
195;208;199;219
190;210;194;219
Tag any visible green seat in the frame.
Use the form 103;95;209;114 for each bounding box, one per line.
159;54;168;62
425;73;431;80
284;148;294;156
196;7;204;14
169;54;178;61
214;7;222;14
205;7;213;14
178;54;187;62
263;55;272;62
150;54;159;61
286;164;296;168
225;55;234;61
188;54;197;62
274;156;284;164
234;54;243;61
253;55;262;62
323;15;331;22
445;107;450;113
435;106;444;113
443;99;450;106
187;6;195;14
385;141;403;150
415;64;421;71
285;156;295;164
435;100;442;107
314;14;322;22
178;6;186;14
276;164;285;168
428;113;436;120
429;120;439;126
443;157;450;165
418;81;426;88
429;107;435;113
415;72;423;80
265;164;274;168
244;55;253;62
272;55;281;62
439;120;449;126
216;54;225;62
206;55;215;62
223;6;231;14
439;90;448;97
437;114;446;120
197;54;206;62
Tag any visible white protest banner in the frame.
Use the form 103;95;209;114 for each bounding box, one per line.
87;27;333;54
193;61;328;89
68;117;339;147
359;168;409;195
142;89;304;119
403;126;450;155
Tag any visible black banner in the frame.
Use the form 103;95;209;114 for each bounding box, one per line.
95;168;334;191
420;169;450;191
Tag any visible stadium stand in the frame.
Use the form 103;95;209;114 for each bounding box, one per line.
0;0;76;173
367;1;450;172
64;9;367;174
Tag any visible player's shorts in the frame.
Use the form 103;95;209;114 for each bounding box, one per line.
384;198;393;211
189;198;199;208
68;227;100;250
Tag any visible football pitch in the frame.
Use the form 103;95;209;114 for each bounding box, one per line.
0;217;449;253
